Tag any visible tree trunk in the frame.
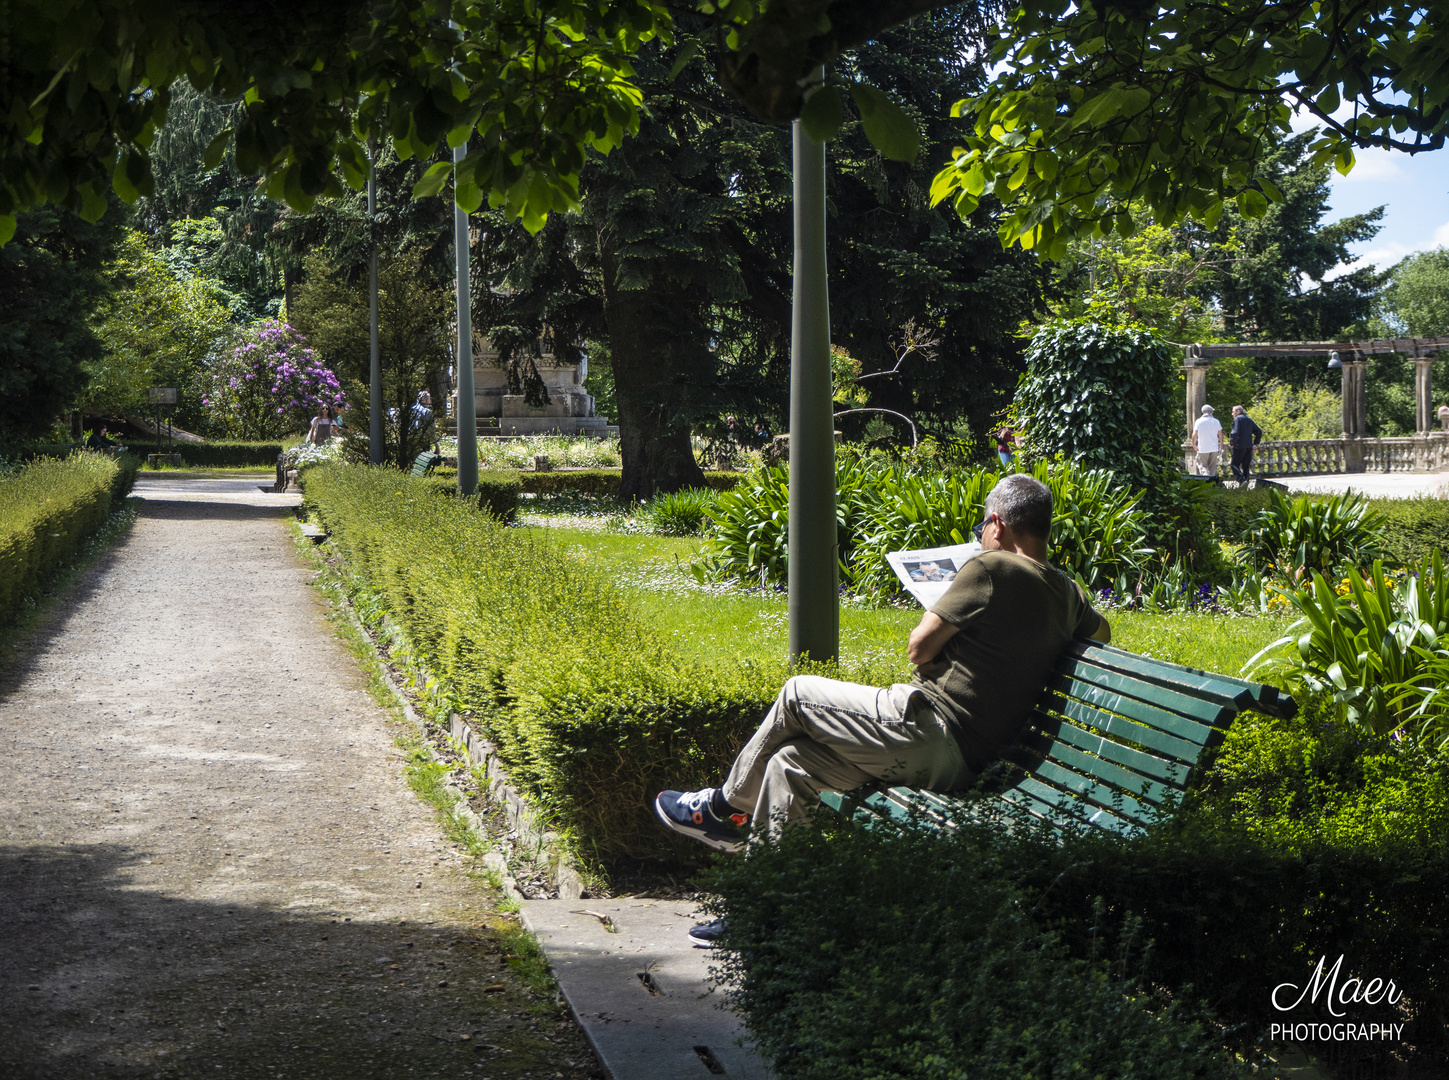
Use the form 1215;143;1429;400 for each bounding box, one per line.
599;249;709;501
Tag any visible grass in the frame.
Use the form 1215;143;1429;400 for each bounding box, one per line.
529;524;1298;682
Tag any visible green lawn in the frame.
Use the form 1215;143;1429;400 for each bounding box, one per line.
530;525;1297;683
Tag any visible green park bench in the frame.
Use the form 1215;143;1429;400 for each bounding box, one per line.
820;639;1296;836
410;451;444;477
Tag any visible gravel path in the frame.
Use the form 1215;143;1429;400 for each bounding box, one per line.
0;475;596;1080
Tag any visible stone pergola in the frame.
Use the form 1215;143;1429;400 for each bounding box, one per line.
1182;336;1449;473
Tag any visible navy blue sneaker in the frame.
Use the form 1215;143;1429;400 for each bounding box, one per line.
654;788;748;852
688;917;726;948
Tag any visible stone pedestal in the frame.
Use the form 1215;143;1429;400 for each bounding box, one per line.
459;340;616;437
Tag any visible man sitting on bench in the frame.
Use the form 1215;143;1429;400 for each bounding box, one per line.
655;475;1111;941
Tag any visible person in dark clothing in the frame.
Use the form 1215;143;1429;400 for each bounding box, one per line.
1229;405;1264;482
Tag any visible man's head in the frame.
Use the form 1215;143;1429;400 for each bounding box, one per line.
983;474;1053;544
1201;404;1214;416
417;391;431;406
1232;405;1244;416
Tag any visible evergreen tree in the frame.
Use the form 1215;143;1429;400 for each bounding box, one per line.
1214;133;1385;348
0;207;123;440
476;13;1048;496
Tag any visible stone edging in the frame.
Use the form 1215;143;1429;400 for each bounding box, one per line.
329;569;587;903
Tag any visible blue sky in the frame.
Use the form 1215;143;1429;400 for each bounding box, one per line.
1327;142;1449;273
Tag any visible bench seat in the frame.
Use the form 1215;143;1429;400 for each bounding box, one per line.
820;639;1295;837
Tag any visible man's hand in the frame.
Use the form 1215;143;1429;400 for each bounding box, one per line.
907;611;959;666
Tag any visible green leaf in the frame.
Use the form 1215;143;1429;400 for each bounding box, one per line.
850;85;918;163
203;128;231;170
799;85;844;144
412;160;454;199
112;153;140;203
668;40;700;80
0;215;14;245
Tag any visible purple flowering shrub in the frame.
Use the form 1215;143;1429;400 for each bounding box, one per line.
203;321;345;439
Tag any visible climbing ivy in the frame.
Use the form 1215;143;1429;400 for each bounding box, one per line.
1015;320;1179;491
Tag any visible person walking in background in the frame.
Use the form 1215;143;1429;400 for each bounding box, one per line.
1192;404;1223;477
1229;405;1264;483
995;426;1017;470
410;391;435;436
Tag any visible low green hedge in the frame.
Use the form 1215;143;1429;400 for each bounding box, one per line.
519;469;742;498
173;441;288;468
303;462;804;865
416;469;522;522
0;451;138;624
709;815;1254;1080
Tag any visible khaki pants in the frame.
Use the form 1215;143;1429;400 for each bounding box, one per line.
1196;451;1220;476
723;675;968;839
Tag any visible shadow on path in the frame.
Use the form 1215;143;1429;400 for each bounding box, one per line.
0;844;570;1079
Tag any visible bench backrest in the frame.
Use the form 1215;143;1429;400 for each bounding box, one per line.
410;452;442;477
821;638;1296;837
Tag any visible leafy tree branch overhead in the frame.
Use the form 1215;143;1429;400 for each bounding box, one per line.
5;0;1449;248
929;0;1449;256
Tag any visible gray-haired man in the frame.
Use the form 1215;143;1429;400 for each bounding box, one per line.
655;475;1110;941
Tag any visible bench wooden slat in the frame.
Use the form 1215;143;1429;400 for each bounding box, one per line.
1070;641;1296;719
1049;693;1206;764
1025;759;1155;821
1052;661;1233;731
1047;671;1224;750
1015;728;1172;806
1003;780;1139;835
1027;713;1192;791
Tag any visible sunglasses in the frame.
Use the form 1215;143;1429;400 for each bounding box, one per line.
973;513;997;541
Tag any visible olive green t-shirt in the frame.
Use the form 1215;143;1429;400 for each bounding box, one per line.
911;550;1102;775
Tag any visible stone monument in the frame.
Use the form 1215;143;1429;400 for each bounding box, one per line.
463;336;616;437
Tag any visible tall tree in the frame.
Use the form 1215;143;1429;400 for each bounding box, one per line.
478;14;1047;495
1213;134;1385;345
0;207;122;439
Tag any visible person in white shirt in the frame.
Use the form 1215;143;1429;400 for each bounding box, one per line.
1192;404;1223;477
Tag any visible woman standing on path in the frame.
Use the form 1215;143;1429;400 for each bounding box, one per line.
306;404;340;444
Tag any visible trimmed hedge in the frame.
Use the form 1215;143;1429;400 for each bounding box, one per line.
417;469;522;522
518;469;742;498
174;441;288;468
0;452;138;624
709;815;1254;1080
303;463;818;865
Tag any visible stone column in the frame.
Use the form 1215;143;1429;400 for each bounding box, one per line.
1341;358;1367;472
1182;361;1209;471
1341;359;1367;436
1416;358;1434;434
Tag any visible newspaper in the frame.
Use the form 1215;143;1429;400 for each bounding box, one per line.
885;541;983;608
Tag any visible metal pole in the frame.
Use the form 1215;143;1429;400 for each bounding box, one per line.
454;137;477;496
368;147;382;464
787;84;838;664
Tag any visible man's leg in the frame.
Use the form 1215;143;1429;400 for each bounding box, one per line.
721;675;966;838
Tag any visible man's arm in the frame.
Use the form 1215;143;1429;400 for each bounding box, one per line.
907;611;958;666
1091;612;1111;644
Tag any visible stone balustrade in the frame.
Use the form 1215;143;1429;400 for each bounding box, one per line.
1251;440;1346;476
1191;434;1449;477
